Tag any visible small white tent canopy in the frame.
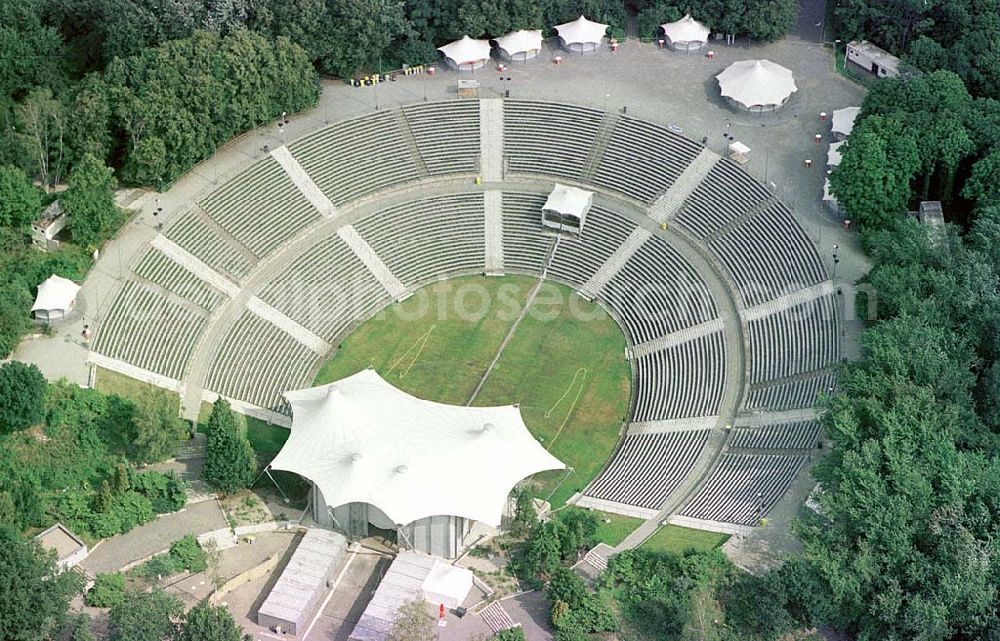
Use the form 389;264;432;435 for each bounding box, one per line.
495;29;544;61
827;140;846;168
31;275;80;320
831;106;860;140
270;369;565;528
716;59;797;112
437;35;492;71
542;183;593;235
823;177;841;215
554;16;608;53
661;14;710;51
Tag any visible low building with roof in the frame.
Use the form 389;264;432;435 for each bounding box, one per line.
34;523;88;570
31;201;67;252
846;41;900;79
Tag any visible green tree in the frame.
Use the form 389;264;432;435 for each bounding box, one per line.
0;361;47;433
0;523;83;641
204;398;257;494
179;602;250;641
0;165;41;231
0;285;31;357
14;87;68;191
129;389;184;463
386;598;435;641
84;573;126;608
107;589;182;641
62;153;119;247
963;149;1000;204
70;614;96;641
322;0;407;77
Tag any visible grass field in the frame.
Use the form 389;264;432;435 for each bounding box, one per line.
640;525;731;554
592;512;644;547
94;367;181;412
314;274;631;507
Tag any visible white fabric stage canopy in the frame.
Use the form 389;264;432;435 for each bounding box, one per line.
716;59;797;110
495;29;543;59
543;183;593;218
554;16;608;46
661;14;710;47
270;369;565;527
832;106;861;138
437;36;492;69
32;275;80;319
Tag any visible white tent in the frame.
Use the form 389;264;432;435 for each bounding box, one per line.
827;140;846;168
269;369;565;528
422;558;474;608
831;106;860;140
716;59;797;112
823;177;841;215
437;35;492;71
495;29;544;62
554;16;608;53
661;14;710;51
542;183;593;235
31;275;80;320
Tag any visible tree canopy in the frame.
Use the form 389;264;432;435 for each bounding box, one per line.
0;361;47;434
204;398;257;495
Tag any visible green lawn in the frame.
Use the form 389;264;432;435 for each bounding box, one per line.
94;367;180;412
593;512;644;547
640;525;730;554
313;275;631;508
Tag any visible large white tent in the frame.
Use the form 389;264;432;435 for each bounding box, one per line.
554;16;608;53
831;106;860;140
269;369;565;529
495;29;544;61
661;14;710;51
31;275;80;320
716;59;797;112
542;183;593;235
437;35;492;71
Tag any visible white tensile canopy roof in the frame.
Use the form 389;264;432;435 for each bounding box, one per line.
554;16;608;45
716;59;797;109
437;36;492;67
422;558;474;608
269;369;565;527
543;183;594;218
832;106;861;137
31;275;80;316
823;177;838;203
827;140;846;167
495;29;543;57
661;14;710;44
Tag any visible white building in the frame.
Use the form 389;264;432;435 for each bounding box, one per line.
437;36;492;71
554;16;608;53
660;15;710;52
268;369;565;558
716;59;797;112
542;183;593;236
31;201;67;251
846;41;900;79
495;29;544;62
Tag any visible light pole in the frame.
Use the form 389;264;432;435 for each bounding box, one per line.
832;244;840;280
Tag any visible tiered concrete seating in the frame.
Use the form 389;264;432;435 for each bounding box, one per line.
133;247;225;312
256;234;391;342
745;371;837;411
500;192;554;274
547;206;636;286
592;116;702;203
747;295;839;384
585;430;710;509
403;101;480;175
199;156;320;258
288;111;419;205
503;100;603;180
633;331;726;421
352;193;485;287
204;310;319;413
675;159;770;238
93;281;207;380
164;211;254;281
711;201;826;307
680;453;807;525
601;236;718;344
729;420;822;450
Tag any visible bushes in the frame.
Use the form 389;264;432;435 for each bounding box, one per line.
512;508;599;586
0;362;47;433
129;469;186;514
129;535;207;581
85;573;126;608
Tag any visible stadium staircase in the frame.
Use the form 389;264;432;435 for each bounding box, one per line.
393;109;430;176
648;148;719;223
581;112;621;181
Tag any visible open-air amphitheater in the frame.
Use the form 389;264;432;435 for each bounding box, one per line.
89;97;840;541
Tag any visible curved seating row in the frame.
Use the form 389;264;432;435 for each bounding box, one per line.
500;192;556;274
680;453;807;525
164;211;255;282
403;101;479;175
93;281;207;381
632;331;726;422
744;370;837;412
585;430;710;510
675;159;771;239
592;116;702;203
547;206;636;286
729;420;822;450
503;100;603;180
747;294;839;384
133;247;225;312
